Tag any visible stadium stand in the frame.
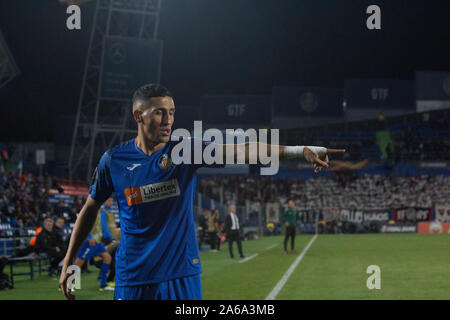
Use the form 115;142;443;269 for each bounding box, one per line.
281;109;450;162
0;109;449;254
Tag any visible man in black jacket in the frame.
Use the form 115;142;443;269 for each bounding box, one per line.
52;217;68;252
36;218;65;275
224;204;245;259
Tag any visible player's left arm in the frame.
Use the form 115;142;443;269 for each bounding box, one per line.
221;143;345;173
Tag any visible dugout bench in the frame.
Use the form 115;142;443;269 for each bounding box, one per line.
0;234;51;289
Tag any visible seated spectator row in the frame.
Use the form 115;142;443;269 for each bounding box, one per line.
199;173;450;211
0;172;118;232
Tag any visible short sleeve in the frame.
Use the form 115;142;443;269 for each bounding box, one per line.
89;151;114;204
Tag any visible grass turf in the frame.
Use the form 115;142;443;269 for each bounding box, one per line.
0;233;449;300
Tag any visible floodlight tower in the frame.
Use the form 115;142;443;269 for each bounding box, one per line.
68;0;162;182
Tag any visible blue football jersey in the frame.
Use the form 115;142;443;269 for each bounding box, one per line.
89;137;223;286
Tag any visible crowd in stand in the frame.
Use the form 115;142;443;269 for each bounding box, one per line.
199;173;450;211
0;172;82;229
2;168;450;231
0;172;119;283
391;113;450;162
282;109;450;163
384;110;450;162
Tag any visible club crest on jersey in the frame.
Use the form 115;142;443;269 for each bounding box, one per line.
158;153;173;170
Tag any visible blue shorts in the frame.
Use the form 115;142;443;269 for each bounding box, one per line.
76;240;107;261
114;274;202;300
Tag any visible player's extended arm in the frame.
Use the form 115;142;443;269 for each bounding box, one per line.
222;143;345;173
59;195;102;300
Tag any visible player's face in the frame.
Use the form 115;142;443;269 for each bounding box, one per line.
140;97;175;144
288;201;295;209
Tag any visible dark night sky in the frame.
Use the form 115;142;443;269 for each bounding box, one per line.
0;0;449;141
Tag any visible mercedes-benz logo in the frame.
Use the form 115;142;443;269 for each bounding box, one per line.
109;42;126;64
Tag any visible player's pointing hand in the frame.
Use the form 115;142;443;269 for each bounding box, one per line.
303;147;346;173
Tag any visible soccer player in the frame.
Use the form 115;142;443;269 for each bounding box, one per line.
90;196;120;286
92;197;121;248
59;83;345;300
74;234;113;291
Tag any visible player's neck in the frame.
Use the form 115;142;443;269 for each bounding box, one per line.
136;134;166;156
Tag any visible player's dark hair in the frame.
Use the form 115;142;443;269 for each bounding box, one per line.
132;83;172;105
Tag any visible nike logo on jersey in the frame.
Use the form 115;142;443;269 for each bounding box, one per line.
126;163;142;171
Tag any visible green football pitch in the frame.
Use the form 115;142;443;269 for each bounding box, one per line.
1;233;449;300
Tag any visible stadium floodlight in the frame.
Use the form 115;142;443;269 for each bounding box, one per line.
68;0;162;182
0;30;20;89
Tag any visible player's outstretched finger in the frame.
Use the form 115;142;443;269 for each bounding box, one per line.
326;148;346;154
314;157;329;168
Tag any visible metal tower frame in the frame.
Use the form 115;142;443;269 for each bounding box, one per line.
68;0;162;182
0;30;20;89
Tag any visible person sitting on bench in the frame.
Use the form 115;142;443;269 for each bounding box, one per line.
35;218;66;276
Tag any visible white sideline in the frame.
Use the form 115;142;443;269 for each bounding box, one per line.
265;234;318;300
237;242;279;264
265;243;279;250
238;253;259;263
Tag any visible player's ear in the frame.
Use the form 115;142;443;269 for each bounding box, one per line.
133;109;143;123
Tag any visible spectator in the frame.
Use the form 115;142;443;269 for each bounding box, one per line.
207;210;218;252
35;218;65;276
211;209;221;251
53;199;67;218
68;206;78;223
73;196;83;213
52;217;67;251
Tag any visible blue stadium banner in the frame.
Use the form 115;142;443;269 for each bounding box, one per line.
200;95;271;126
415;71;450;100
272;87;344;117
415;71;450;112
344;78;414;109
101;37;163;101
